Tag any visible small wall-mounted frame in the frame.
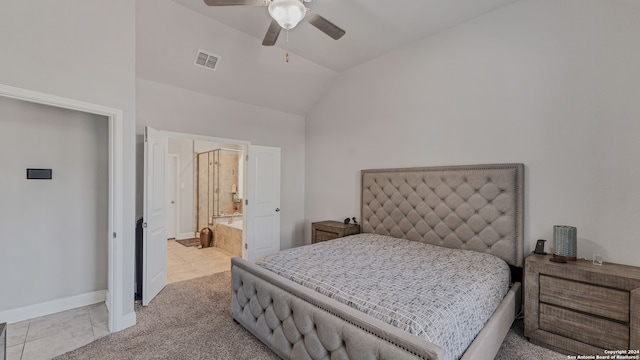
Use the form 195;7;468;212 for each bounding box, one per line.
26;168;52;180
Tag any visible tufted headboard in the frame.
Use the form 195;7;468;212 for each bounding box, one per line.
361;164;524;267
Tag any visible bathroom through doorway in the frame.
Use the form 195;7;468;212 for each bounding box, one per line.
166;136;246;284
143;126;281;305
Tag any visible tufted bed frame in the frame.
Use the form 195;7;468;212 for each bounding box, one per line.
231;163;525;360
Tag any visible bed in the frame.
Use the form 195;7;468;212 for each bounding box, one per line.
231;163;524;360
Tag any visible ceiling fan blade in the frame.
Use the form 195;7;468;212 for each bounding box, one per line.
305;11;345;40
203;0;266;6
262;20;282;46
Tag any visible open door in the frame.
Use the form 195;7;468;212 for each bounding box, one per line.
142;126;168;306
166;155;178;239
246;145;281;262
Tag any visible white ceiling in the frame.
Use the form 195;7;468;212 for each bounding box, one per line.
172;0;518;72
136;0;518;116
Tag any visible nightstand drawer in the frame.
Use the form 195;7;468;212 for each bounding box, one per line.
315;229;340;242
540;275;629;322
539;304;628;350
311;221;360;244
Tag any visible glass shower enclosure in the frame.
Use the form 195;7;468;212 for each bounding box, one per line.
196;148;243;233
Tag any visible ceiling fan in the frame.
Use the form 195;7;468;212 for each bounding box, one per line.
203;0;346;46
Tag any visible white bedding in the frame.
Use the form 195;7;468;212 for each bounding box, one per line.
255;233;511;360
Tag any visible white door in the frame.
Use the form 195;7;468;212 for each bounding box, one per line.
246;145;281;262
166;155;178;239
143;126;168;306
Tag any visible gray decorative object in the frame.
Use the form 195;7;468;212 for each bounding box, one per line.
553;225;577;261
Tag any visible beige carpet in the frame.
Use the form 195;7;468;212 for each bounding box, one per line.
55;271;565;360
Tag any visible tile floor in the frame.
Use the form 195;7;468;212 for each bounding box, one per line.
167;239;233;284
5;239;233;360
6;303;109;360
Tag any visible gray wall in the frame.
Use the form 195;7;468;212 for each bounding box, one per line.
0;97;108;311
0;0;137;322
305;0;640;267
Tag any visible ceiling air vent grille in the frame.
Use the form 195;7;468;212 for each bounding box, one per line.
194;49;220;71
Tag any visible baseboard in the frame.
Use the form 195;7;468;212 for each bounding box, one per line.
176;232;195;240
116;311;136;332
0;290;107;324
105;290;111;312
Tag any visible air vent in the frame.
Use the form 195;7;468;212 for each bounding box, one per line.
194;49;220;71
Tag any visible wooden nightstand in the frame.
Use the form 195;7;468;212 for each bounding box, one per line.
311;220;360;244
524;253;640;355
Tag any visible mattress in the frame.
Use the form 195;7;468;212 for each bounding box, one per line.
255;233;511;360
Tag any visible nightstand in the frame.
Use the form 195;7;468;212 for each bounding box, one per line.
524;253;640;355
311;220;360;244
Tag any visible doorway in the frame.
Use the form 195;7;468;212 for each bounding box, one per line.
143;127;282;305
167;136;246;284
0;83;126;332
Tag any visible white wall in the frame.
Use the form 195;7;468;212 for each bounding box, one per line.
0;97;108;311
168;137;195;239
135;0;336;116
0;0;136;324
137;79;306;250
305;0;640;266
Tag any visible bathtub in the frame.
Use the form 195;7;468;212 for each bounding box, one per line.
225;220;243;230
214;219;243;257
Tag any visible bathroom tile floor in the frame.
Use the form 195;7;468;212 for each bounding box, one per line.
5;239;233;360
167;238;234;283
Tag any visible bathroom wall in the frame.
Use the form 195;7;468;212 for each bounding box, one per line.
168;137;194;239
194;141;244;233
196;151;241;221
168;138;242;237
217;152;240;215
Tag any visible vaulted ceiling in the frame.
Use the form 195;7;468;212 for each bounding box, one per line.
136;0;518;115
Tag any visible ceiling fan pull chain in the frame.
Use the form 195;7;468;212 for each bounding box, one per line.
285;29;289;63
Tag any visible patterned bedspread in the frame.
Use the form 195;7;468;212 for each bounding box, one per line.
255;233;510;360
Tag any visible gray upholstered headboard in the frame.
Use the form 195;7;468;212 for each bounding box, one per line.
361;164;524;267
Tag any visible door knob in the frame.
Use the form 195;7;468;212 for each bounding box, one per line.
275;208;280;212
171;201;175;204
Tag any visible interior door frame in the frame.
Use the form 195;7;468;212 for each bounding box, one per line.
167;154;179;239
0;83;126;332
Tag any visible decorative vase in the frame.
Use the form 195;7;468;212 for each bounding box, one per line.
553;225;577;261
200;227;213;248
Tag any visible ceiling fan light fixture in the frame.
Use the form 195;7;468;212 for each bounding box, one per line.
268;0;306;30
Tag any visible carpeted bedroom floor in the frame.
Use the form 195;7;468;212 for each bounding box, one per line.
54;271;565;360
